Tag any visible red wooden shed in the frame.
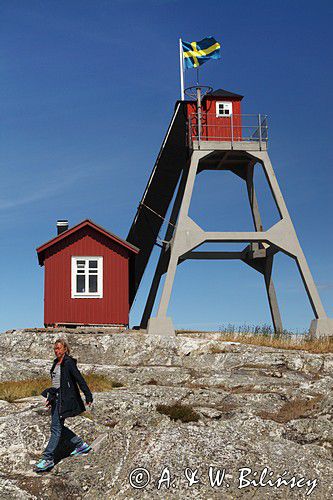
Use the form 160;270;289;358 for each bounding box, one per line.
37;219;139;328
186;88;243;142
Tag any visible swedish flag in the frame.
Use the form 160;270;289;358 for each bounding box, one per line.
182;37;221;69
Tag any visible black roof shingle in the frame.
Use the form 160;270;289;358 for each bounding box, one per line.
207;88;243;99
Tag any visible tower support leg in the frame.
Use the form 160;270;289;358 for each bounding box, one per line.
263;254;283;334
140;166;190;328
147;151;208;336
246;162;283;334
255;151;333;337
140;249;169;330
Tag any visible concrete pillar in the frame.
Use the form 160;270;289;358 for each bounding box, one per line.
254;151;332;337
147;151;208;336
257;151;326;319
245;162;283;334
140;166;190;328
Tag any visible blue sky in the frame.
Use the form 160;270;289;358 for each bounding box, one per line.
1;0;332;332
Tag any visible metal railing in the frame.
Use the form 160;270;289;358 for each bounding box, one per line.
188;113;268;148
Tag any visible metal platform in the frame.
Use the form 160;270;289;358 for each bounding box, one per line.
192;140;267;151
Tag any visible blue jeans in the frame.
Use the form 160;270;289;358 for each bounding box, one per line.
43;395;83;461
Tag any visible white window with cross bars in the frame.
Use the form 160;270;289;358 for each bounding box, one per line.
71;256;103;298
216;101;233;117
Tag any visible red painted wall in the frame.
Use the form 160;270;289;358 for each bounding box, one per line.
43;226;130;326
187;97;242;142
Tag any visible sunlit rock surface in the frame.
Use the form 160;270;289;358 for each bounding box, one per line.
0;329;332;499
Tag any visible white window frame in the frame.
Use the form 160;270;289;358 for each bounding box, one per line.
71;256;103;299
216;101;233;117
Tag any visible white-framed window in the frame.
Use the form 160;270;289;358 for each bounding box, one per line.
71;256;103;299
216;101;233;117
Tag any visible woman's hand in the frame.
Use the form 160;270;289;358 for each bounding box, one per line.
45;400;51;408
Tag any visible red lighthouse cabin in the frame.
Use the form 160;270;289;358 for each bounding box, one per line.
37;219;139;328
186;88;243;142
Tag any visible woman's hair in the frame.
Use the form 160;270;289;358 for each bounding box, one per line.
54;338;70;355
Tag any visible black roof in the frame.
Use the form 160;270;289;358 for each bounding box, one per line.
207;88;243;99
127;101;187;304
175;89;244;105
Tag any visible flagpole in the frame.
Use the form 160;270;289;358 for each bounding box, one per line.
179;38;185;100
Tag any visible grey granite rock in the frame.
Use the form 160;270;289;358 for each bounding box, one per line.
0;329;332;499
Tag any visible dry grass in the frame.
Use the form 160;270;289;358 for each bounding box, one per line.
83;411;94;420
84;372;123;391
156;403;200;423
218;333;333;353
146;378;158;385
0;373;123;403
177;327;333;353
209;346;229;354
186;382;209;389
258;394;323;423
0;377;50;403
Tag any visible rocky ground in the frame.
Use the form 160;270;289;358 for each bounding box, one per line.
0;329;332;499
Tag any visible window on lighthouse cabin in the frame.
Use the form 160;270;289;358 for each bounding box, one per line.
216;101;233;117
71;256;103;298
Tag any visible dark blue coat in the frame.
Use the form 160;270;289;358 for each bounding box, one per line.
45;353;93;419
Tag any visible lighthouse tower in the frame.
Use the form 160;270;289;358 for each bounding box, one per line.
127;86;332;337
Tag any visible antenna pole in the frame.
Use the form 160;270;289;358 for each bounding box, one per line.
179;38;185;100
197;85;202;144
196;67;201;142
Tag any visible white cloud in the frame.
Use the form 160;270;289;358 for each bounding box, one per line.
0;168;86;210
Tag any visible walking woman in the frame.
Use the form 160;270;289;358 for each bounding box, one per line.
34;338;93;472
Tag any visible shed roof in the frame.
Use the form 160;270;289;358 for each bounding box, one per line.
175;89;244;107
207;88;244;100
37;219;139;266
